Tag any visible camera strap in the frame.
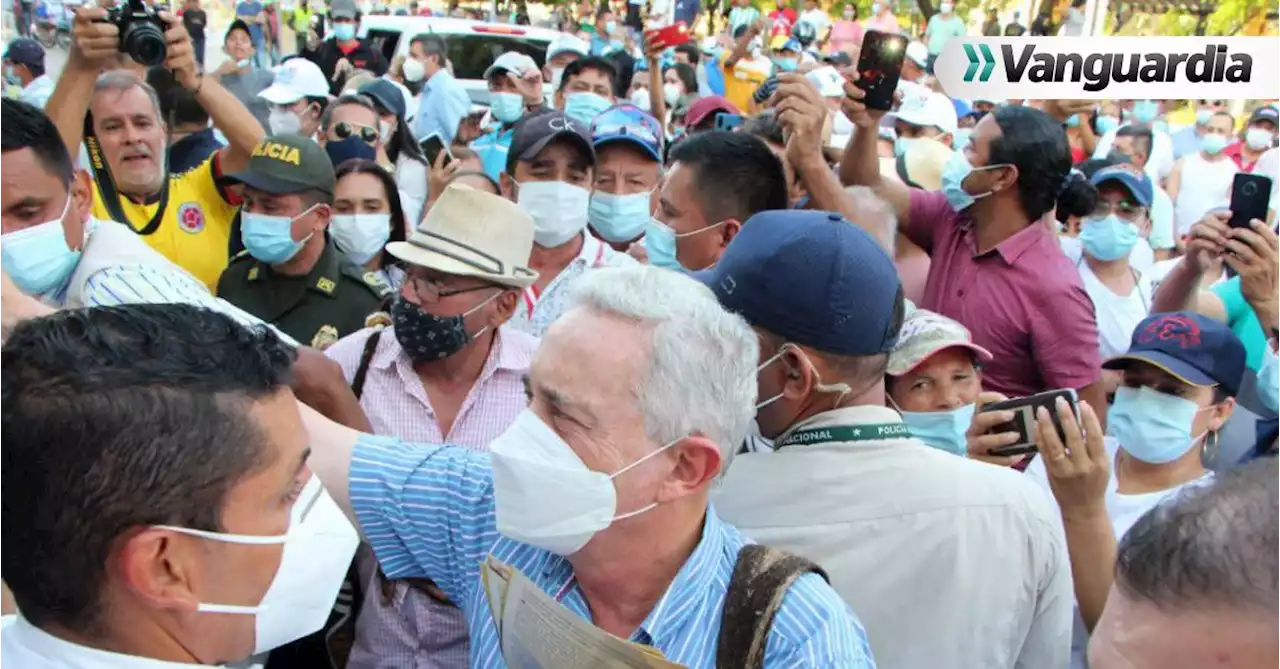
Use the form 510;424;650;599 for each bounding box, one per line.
83;108;171;236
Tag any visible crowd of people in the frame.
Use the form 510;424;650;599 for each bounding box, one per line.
1;1;1279;668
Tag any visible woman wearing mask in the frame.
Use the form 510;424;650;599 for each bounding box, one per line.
885;308;991;456
359;79;429;225
332;159;409;290
1026;310;1246;669
828;4;862;54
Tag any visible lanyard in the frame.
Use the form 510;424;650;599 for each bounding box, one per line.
774;422;912;449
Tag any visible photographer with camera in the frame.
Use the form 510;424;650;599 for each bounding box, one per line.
44;1;267;292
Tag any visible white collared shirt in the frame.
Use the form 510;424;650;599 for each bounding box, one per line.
507;233;637;337
0;615;262;668
714;405;1074;669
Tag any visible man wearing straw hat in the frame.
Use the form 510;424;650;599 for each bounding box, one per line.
326;183;540;669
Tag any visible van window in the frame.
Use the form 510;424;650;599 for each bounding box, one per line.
445;35;547;80
367;29;403;63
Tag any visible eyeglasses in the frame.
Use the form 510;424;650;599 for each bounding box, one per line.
398;265;500;304
1091;200;1144;221
332;121;379;145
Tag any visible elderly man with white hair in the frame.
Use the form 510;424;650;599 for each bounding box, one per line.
301;265;876;667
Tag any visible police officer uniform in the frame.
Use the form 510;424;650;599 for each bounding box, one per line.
217;134;393;349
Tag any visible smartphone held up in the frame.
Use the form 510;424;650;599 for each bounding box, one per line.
981;389;1080;458
854;30;908;112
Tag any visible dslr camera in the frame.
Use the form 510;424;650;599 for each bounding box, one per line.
105;0;167;66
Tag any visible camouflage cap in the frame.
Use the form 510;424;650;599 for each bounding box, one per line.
886;308;992;377
229;134;336;197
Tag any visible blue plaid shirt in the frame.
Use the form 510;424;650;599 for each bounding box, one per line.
349;434;877;668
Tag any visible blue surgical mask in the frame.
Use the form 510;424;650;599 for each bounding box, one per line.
1079;214;1140;261
3;64;20;85
1258;348;1279;414
1065;114;1081;128
951;128;972;150
1132;100;1159;124
1110;386;1208;465
1195;109;1213;125
773;57;799;72
1199;133;1229;155
940;151;1001;212
564;92;612;126
1096;115;1120;134
589;191;652;243
643;218;682;270
333;23;357;41
894;136;916;157
241;206;317;264
899;404;975;457
489;91;525;124
0;197;79;296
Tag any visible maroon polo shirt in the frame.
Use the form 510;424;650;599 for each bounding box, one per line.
905;189;1102;397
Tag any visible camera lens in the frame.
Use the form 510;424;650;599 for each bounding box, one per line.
123;21;167;66
1243;183;1258;197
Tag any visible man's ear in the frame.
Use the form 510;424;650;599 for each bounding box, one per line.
719;217;742;250
499;172;516;201
65;170;94;252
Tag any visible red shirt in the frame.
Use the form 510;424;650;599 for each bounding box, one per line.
1222;141;1258;172
769;8;796;34
906;189;1102;397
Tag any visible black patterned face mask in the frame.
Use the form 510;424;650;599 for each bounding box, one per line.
391;296;495;363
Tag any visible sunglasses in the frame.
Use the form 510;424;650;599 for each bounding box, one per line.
332;121;379;145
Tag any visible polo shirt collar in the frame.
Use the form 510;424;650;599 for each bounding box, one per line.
963;216;1051;265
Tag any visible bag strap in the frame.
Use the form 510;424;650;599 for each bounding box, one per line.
351;329;383;400
716;544;829;669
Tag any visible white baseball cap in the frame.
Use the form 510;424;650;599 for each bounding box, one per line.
483;51;539;81
546;34;588;61
260;58;331;104
905;41;929;68
805;65;844;98
891;92;958;134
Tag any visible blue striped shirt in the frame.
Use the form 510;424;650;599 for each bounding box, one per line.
349;434;877;669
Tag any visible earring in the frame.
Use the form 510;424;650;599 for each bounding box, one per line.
1201;430;1219;466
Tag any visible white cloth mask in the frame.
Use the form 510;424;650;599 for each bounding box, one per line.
663;83;681;105
490;409;678;556
516;180;591;248
154;476;358;655
268;109;303;136
330;213;392;265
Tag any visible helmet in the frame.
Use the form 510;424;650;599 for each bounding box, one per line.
791;20;817;47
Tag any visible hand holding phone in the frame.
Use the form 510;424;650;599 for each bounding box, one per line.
1035;397;1109;514
645;22;690;51
980;388;1079;458
418;132;453;169
854;30;908;112
965;391;1024;465
1228;173;1272;230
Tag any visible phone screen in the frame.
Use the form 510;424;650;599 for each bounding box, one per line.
855;30;908;112
715;113;744;131
419;134;452;168
1229;173;1272;229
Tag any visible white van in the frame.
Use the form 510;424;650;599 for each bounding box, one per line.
358;15;565;106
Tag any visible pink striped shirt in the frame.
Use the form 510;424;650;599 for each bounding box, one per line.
326;325;537;669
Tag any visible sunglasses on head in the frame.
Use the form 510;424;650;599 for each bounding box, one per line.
333;121;379;144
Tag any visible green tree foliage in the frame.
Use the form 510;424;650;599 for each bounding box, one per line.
1113;0;1276;36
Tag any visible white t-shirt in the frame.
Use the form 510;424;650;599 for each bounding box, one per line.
1025;437;1212;669
1077;261;1153;360
1172;152;1238;237
1252;146;1279;214
799;8;831;34
1148;185;1176;250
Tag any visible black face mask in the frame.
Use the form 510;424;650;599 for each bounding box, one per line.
391;296;492;363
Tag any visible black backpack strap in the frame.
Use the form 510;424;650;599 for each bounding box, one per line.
716;545;829;669
351;329;383;400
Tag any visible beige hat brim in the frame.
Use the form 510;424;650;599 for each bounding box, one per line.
386;240;539;289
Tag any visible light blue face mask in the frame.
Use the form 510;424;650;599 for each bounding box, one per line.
940;151;1003;212
241;206;316;264
1195;109;1214;126
1259;348;1279;414
1065;114;1081;128
1080;214;1140;262
1199;133;1229;155
1132;100;1159;124
0;197;79;296
773;57;798;72
4;64;20;85
333;23;357;41
894;136;917;157
951;128;972;151
1110;386;1208;465
564;92;613;126
1096;115;1120;135
489;91;525;124
589;191;652;243
899;404;975;457
643;218;683;270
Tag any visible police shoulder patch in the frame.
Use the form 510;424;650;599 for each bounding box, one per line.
351;267;393;299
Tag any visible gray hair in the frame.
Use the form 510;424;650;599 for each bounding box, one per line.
320;93;378;131
844;185;898;256
568;266;759;473
93;70;163;122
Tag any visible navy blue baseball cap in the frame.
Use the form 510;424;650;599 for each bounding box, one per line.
1103;312;1246;396
1090;165;1153;208
590;104;663;163
3;38;44;68
694;210;903;356
359;78;407;120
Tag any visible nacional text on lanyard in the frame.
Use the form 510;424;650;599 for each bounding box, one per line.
775;423;912;449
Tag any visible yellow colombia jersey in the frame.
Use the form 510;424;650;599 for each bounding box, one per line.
721;57;772;114
90;155;237;291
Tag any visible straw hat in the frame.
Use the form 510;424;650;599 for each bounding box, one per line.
386;184;539;288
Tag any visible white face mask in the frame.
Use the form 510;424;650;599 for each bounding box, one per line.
662;82;681;105
155;477;358;655
268;108;304;136
515;180;590;248
490;409;677;555
378;119;395;145
402;57;426;83
330;212;392;265
629;87;651;111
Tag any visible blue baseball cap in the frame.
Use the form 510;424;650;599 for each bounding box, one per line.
1090;165;1153;208
590;104;663;163
1103;312;1246;396
952;98;974;119
694;210;903;356
3;38;44;68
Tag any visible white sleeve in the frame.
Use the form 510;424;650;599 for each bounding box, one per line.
83;265;301;347
1091;130;1115;160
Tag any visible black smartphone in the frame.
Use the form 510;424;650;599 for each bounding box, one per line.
981;388;1079;457
715;113;744;131
1229;173;1272;229
854;30;908;112
418;132;453;168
